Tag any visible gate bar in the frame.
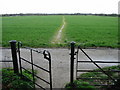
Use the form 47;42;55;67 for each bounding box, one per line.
78;46;116;82
30;49;35;89
18;42;23;78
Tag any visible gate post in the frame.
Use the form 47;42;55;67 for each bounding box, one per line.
9;40;19;74
70;41;75;84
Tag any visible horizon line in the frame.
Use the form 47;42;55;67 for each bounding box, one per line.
1;12;119;15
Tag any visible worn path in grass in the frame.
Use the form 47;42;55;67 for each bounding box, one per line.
1;48;119;88
52;16;66;44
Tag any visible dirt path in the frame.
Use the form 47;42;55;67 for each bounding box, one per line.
52;16;66;44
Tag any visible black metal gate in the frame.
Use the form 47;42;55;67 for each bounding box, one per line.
7;40;120;89
10;40;52;90
70;42;120;87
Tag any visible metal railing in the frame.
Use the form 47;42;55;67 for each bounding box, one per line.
70;42;120;87
9;40;52;90
0;56;13;68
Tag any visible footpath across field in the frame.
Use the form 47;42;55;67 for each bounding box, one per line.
2;15;118;48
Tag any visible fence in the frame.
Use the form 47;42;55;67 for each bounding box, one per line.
1;40;120;89
70;42;120;87
0;59;13;68
8;40;52;90
0;47;13;68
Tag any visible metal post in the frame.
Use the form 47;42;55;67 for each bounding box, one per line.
18;42;23;78
9;40;19;74
30;49;35;89
70;41;75;84
49;54;52;90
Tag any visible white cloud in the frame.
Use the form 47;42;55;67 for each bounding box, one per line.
0;0;119;14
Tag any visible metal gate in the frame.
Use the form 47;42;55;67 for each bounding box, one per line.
10;40;52;90
70;42;120;87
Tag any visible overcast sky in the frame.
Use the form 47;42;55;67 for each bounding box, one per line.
0;0;119;14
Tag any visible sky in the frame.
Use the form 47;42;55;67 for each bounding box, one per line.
0;0;119;14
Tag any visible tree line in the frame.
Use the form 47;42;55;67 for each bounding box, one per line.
1;13;119;17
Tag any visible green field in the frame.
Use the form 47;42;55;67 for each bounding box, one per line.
63;16;118;48
2;15;118;48
2;16;62;47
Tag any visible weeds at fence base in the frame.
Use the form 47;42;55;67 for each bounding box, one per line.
65;80;96;90
79;65;120;85
65;65;120;89
1;68;36;89
79;65;120;89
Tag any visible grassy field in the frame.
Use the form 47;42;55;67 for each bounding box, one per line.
63;15;118;48
2;16;62;47
2;15;118;48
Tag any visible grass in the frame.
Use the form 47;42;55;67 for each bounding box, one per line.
65;80;96;90
63;15;118;48
79;65;120;88
65;65;120;89
2;15;118;48
2;15;62;47
1;68;36;89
